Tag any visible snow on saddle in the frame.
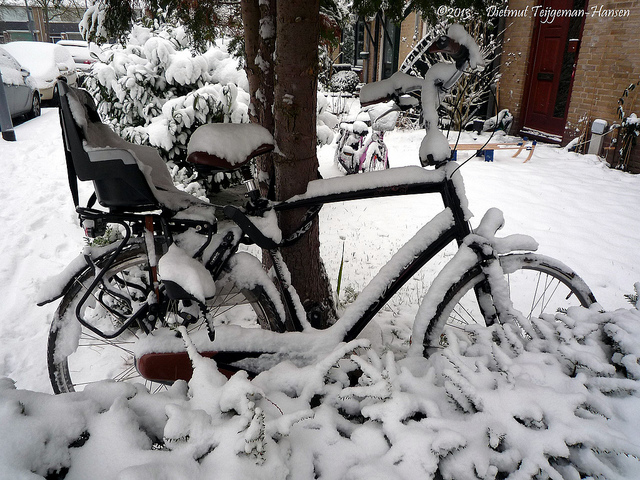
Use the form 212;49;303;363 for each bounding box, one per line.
186;123;274;172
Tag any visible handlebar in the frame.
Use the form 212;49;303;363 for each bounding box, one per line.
427;35;470;70
359;33;471;108
358;25;483;167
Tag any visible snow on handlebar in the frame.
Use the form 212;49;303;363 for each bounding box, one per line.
358;24;485;167
359;72;424;107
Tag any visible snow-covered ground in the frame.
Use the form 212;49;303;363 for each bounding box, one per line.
318;126;640;315
1;110;640;479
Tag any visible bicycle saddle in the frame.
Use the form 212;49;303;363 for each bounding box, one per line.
187;123;275;172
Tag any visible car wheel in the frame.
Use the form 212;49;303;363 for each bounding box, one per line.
27;93;41;119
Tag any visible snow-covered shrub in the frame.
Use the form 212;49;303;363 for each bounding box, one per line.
82;18;340;193
82;19;250;192
329;70;360;94
79;0;132;45
317;91;338;146
2;303;640;478
613;80;640;171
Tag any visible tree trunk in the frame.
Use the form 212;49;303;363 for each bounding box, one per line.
43;3;51;42
240;0;276;198
273;0;335;328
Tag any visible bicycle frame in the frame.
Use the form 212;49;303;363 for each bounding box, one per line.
133;159;537;382
125;163;484;379
336;103;397;174
44;26;600;395
334;122;367;174
48;28;539;384
250;164;471;339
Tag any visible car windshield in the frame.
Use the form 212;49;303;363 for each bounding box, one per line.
57;40;100;62
0;47;25;86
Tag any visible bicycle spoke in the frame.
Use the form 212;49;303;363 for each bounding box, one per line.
78;332;138;355
112;365;139;382
531;276;560;317
518;272;563;319
147;382;169;394
449;301;478;326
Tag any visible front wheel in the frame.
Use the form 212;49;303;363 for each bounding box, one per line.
47;247;280;393
421;253;596;355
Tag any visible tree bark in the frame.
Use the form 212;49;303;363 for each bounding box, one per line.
240;0;276;198
241;0;335;328
273;0;335;328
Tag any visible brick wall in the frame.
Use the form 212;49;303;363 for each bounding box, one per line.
398;12;422;68
564;0;640;173
499;0;640;173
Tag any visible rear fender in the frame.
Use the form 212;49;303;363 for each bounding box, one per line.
36;242;139;306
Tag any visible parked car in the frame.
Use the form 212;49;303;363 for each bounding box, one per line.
0;46;41;120
3;41;77;101
56;40;101;71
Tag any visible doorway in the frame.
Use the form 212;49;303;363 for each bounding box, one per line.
521;0;587;142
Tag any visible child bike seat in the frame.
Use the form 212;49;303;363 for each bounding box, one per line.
58;81;214;221
186;123;274;172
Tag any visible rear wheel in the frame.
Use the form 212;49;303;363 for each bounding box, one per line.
47;247;279;393
421;253;596;355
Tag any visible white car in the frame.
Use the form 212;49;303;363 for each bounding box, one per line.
0;46;41;120
3;41;77;101
56;40;101;71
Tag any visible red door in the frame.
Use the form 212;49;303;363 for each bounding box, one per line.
521;0;586;142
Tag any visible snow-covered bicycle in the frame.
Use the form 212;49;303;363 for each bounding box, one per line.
334;101;398;174
41;26;596;394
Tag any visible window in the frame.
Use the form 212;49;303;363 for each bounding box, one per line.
381;17;400;79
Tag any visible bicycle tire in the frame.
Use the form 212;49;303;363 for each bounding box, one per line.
47;246;279;393
336;153;357;175
366;151;389;172
421;253;596;356
361;144;389;172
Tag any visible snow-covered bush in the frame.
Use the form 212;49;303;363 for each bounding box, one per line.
329;70;360;94
3;303;640;478
82;18;340;193
317;92;338;146
81;18;250;194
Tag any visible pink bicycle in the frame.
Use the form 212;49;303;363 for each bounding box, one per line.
334;101;399;174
